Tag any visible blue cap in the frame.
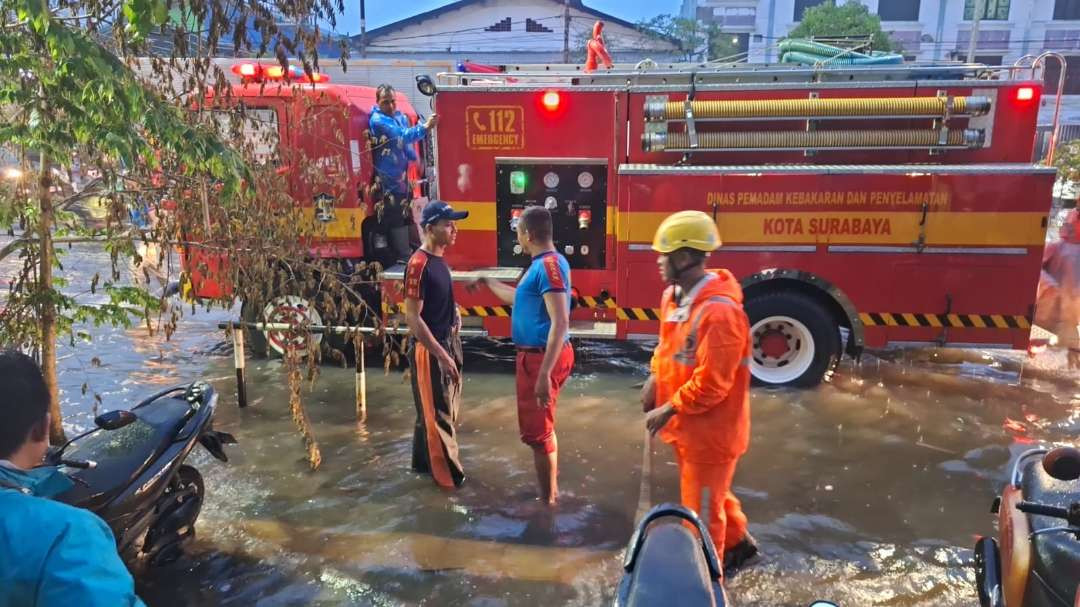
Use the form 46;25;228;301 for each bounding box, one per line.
421;200;469;226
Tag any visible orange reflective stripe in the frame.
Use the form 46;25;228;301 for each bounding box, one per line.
415;342;454;488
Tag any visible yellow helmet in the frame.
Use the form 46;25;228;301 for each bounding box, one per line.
651;210;721;254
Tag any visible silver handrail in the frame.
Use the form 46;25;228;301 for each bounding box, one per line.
1033;52;1068;164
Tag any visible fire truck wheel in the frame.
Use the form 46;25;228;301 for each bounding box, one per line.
241;295;324;359
745;291;839;387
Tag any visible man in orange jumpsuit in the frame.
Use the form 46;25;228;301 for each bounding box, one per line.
641;210;758;576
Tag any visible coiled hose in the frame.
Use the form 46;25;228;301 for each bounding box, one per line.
778;39;904;66
642;129;983;152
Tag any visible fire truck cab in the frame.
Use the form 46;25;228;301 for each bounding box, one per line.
383;60;1058;387
182;62;430;355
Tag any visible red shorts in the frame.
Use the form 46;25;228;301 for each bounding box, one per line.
515;342;574;453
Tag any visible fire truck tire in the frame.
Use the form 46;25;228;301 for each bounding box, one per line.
745;291;839;388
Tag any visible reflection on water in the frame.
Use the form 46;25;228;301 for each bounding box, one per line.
26;244;1080;606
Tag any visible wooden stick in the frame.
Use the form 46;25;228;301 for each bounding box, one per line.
233;324;248;408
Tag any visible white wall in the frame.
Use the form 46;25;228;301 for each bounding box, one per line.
366;0;677;54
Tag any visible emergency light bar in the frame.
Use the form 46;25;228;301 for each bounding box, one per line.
230;62;331;84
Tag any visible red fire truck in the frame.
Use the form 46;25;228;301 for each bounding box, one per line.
181;62;430;355
382;61;1058;387
184;59;1059;388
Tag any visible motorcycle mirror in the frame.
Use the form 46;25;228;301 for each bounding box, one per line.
94;410;137;431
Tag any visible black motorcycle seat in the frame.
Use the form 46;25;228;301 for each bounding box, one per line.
1020;459;1080;602
56;396;193;510
624;522;720;607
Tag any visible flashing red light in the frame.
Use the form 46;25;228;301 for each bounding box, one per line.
232;63;260;78
542;90;561;111
1016;86;1035;101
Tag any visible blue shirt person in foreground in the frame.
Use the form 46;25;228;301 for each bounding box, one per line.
0;350;146;607
369;84;439;261
473;206;574;505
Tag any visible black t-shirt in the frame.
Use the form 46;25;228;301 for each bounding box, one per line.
404;249;455;341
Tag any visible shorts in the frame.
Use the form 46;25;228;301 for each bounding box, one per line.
515;342;574;454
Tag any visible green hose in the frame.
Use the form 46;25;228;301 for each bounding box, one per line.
778;38;904;66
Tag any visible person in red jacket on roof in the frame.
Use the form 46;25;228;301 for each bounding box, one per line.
641;210;759;576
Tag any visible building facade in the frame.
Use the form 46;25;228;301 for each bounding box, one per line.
350;0;680;64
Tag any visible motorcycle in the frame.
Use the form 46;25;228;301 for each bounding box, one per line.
47;381;235;567
615;502;838;607
975;446;1080;606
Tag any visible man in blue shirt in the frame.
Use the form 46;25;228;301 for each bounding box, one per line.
0;350;146;607
477;207;574;505
369;84;438;262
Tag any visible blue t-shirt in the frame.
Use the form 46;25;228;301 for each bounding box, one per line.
512;251;572;347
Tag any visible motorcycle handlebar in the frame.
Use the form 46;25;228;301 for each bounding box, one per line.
1016;501;1070;519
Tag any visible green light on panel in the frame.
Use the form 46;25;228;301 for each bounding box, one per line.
510;170;527;194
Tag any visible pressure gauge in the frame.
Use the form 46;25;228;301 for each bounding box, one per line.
577;171;594;189
545;196;558;210
543;171;560;189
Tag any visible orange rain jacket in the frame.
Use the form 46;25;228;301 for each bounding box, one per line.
650;270;751;463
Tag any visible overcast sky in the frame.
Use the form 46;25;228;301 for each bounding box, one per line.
331;1;683;35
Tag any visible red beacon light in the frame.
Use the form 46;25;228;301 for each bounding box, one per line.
231;63;261;79
1016;86;1035;101
234;63;330;84
542;90;561;112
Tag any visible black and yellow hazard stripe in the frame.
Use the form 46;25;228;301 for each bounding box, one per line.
460;305;512;317
386;295;664;321
859;312;1031;329
614;307;662;321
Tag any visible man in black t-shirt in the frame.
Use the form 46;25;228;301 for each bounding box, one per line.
403;201;469;488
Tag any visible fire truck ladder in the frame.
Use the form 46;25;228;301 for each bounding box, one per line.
642;94;991;153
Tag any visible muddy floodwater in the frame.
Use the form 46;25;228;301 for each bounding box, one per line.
26;244;1080;606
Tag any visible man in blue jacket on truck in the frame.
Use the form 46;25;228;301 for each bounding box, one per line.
369;83;439;262
0;350;145;607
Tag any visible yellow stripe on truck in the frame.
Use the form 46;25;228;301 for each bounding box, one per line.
448;204;1045;247
617;211;1047;246
297;207;367;240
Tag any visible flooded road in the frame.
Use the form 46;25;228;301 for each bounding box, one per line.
28;245;1080;606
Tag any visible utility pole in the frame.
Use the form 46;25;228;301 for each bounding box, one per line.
360;0;367;58
966;0;985;63
562;0;570;64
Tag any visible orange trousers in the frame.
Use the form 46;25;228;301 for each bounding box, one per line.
676;450;748;557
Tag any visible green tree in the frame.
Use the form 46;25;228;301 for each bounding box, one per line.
638;14;747;62
788;1;894;53
0;0;360;468
1054;139;1080;177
